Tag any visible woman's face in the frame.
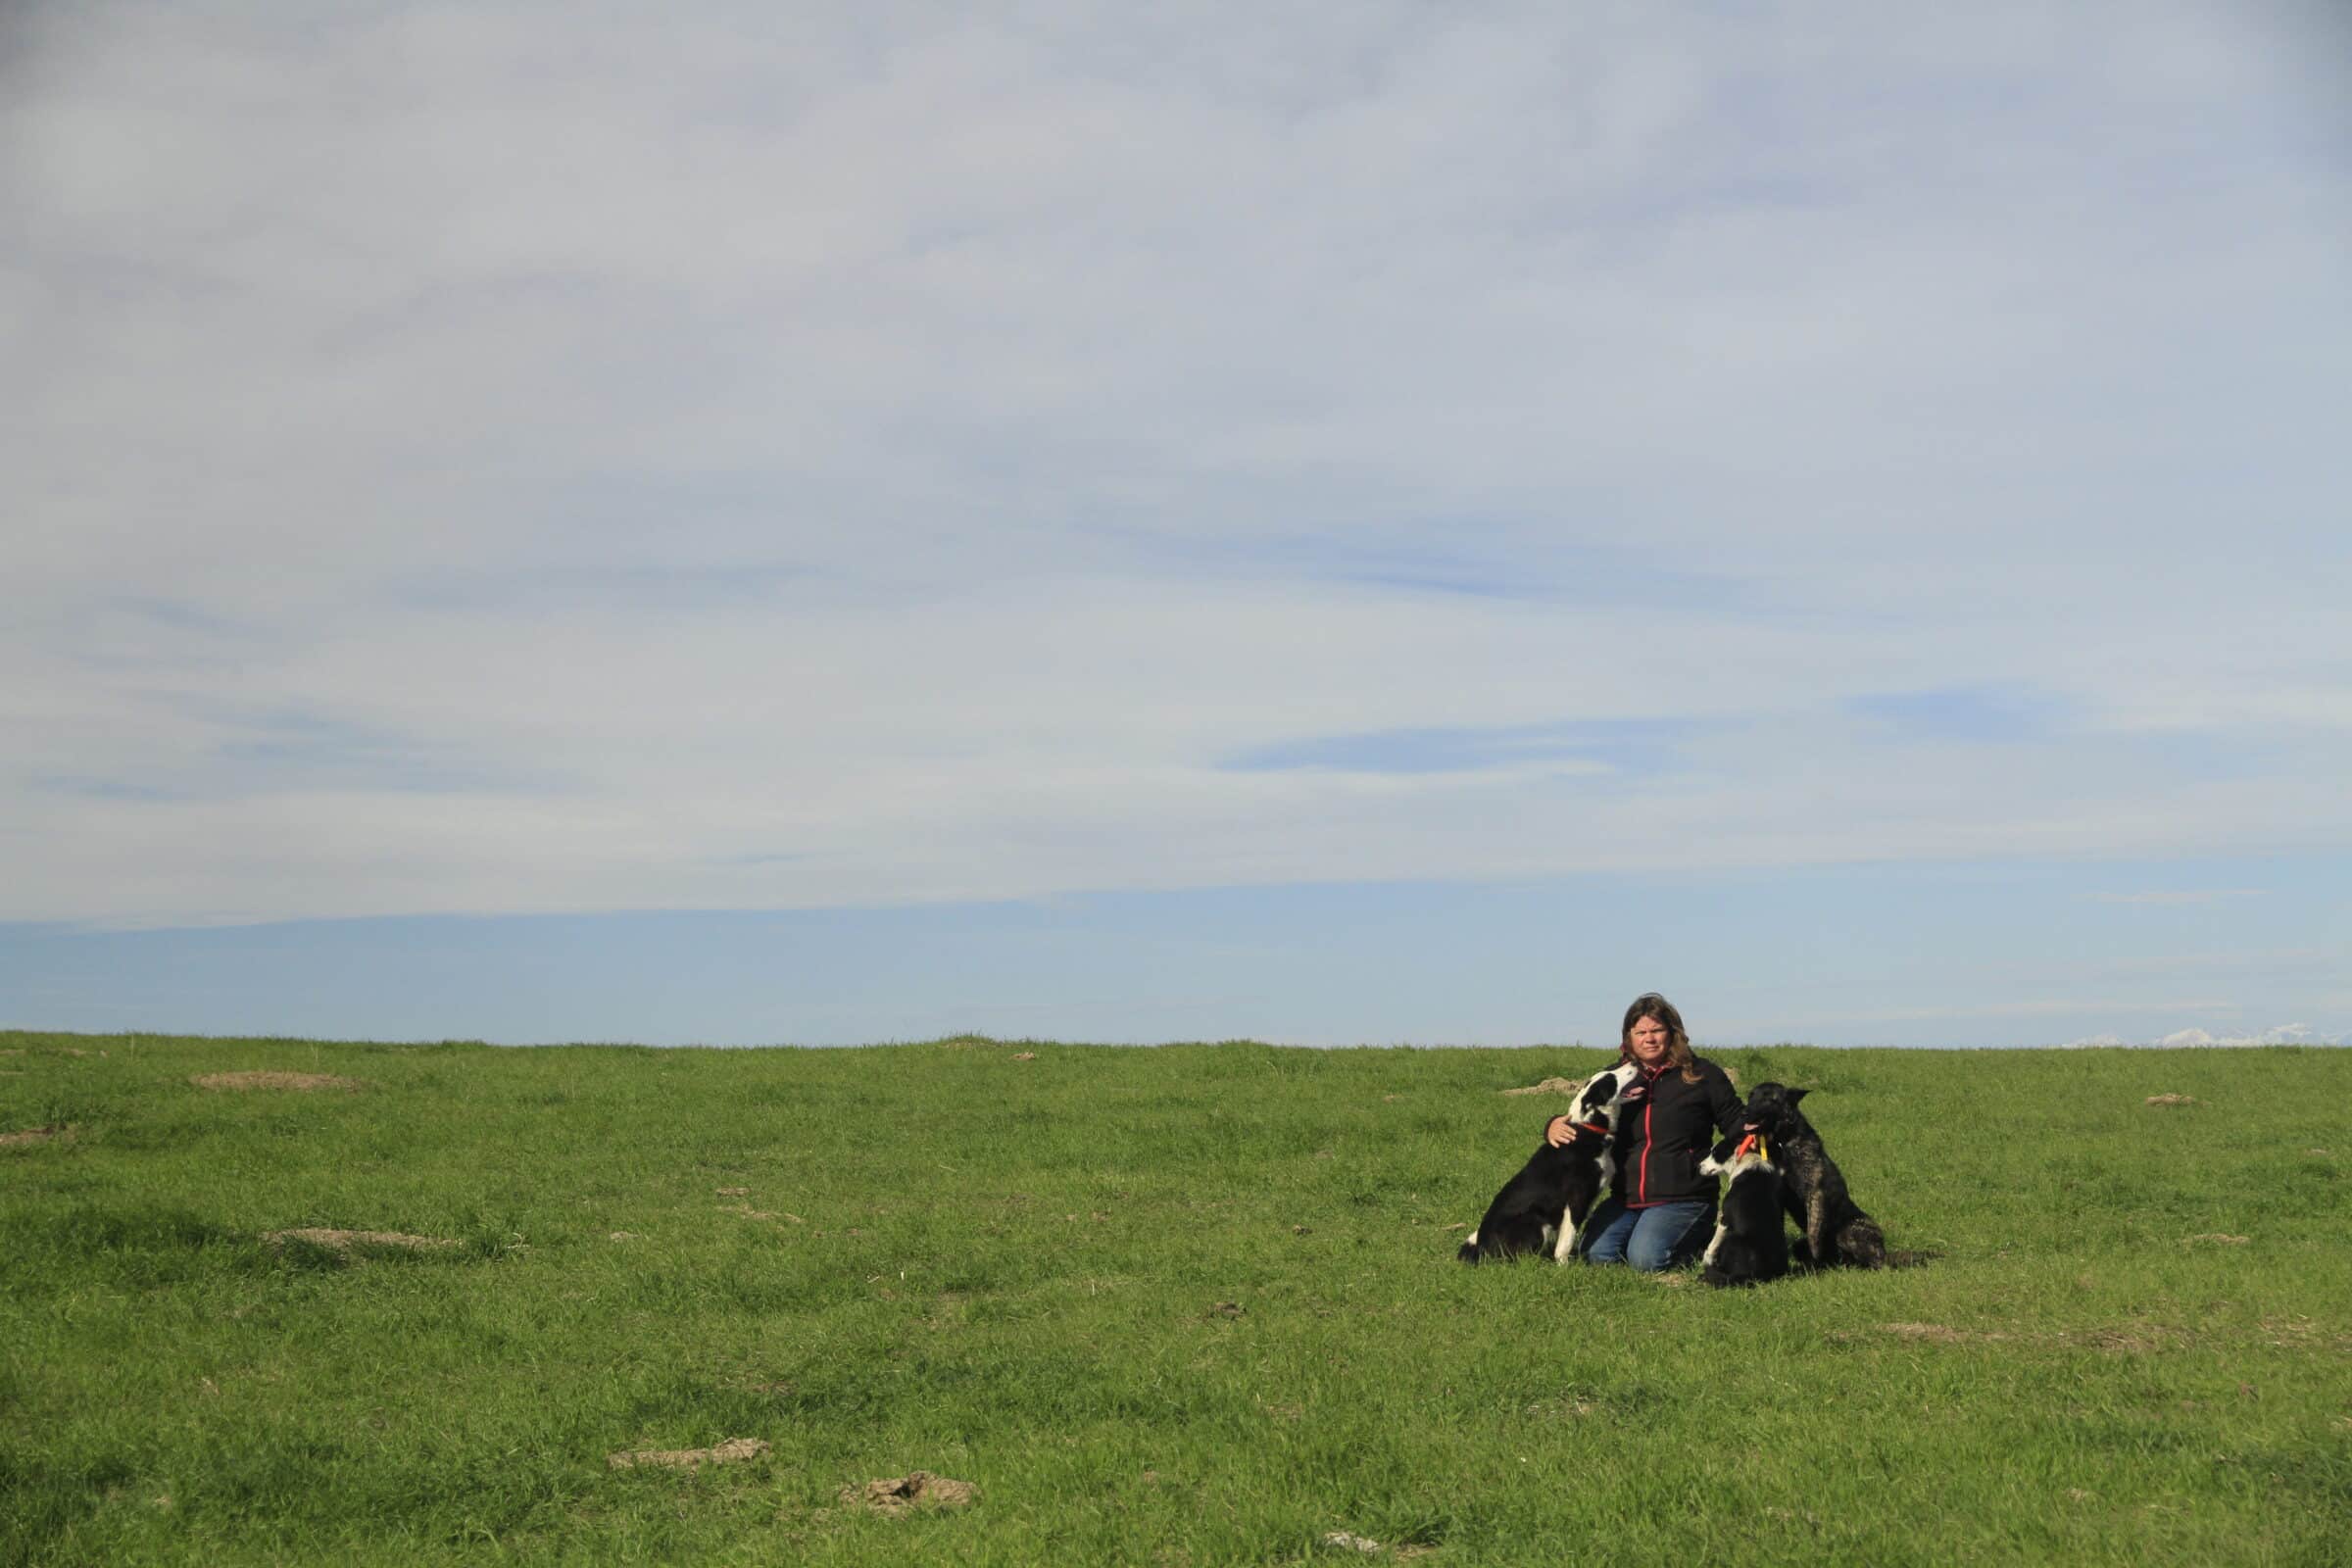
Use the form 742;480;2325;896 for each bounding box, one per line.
1626;1015;1672;1066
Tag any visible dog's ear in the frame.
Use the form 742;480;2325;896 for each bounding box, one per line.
1784;1086;1810;1106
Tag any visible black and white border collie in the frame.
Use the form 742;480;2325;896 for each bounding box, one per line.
1457;1062;1639;1264
1696;1130;1788;1289
1740;1083;1887;1269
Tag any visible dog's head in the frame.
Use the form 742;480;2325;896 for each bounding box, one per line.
1699;1129;1777;1178
1740;1082;1812;1142
1576;1061;1638;1125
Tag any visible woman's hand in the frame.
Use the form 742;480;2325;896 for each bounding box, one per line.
1545;1115;1578;1148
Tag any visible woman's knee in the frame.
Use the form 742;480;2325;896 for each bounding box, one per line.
1623;1231;1678;1271
1578;1201;1633;1264
1625;1205;1709;1271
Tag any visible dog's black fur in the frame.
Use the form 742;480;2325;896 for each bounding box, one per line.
1739;1083;1886;1269
1696;1134;1788;1289
1457;1065;1634;1264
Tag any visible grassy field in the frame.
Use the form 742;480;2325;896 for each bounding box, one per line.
3;1031;2347;1566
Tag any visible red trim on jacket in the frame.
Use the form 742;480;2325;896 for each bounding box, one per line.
1638;1101;1652;1204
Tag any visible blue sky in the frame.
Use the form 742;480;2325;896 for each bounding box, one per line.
4;1;2347;1047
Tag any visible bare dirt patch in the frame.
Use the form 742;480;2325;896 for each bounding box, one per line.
2081;1325;2188;1355
2253;1315;2352;1350
1011;1052;1037;1061
2144;1093;2196;1107
1;1125;71;1148
264;1228;456;1253
1317;1533;1434;1560
839;1471;977;1514
2183;1233;2250;1246
1501;1076;1582;1097
1880;1322;2008;1345
1523;1396;1599;1420
609;1437;770;1471
194;1071;363;1093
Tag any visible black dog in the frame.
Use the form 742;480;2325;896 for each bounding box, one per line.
1696;1132;1788;1288
1457;1063;1636;1264
1740;1083;1886;1269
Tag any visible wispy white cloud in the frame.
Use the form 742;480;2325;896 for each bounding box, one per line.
4;1;2348;926
2092;944;2333;973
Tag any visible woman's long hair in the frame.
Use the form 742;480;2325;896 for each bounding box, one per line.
1619;992;1701;1084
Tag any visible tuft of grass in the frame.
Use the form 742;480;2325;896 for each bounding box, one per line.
2;1029;2347;1565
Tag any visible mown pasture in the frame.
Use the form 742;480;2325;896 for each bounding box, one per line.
3;1031;2346;1566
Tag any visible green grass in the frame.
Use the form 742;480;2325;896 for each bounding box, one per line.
3;1031;2347;1566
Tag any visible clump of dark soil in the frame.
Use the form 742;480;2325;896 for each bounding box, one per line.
609;1438;770;1471
839;1471;977;1514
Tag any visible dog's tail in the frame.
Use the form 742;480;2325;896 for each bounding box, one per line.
1838;1214;1888;1269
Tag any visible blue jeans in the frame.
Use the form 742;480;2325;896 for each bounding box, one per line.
1581;1197;1713;1271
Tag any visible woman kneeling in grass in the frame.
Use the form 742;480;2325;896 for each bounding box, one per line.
1547;993;1745;1271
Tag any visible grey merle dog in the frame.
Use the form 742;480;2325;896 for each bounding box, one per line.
1695;1130;1788;1288
1739;1082;1887;1269
1457;1062;1639;1264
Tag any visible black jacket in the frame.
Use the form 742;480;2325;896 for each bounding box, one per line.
1609;1056;1745;1207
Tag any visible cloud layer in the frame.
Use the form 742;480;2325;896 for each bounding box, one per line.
2064;1025;2347;1048
5;1;2349;928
